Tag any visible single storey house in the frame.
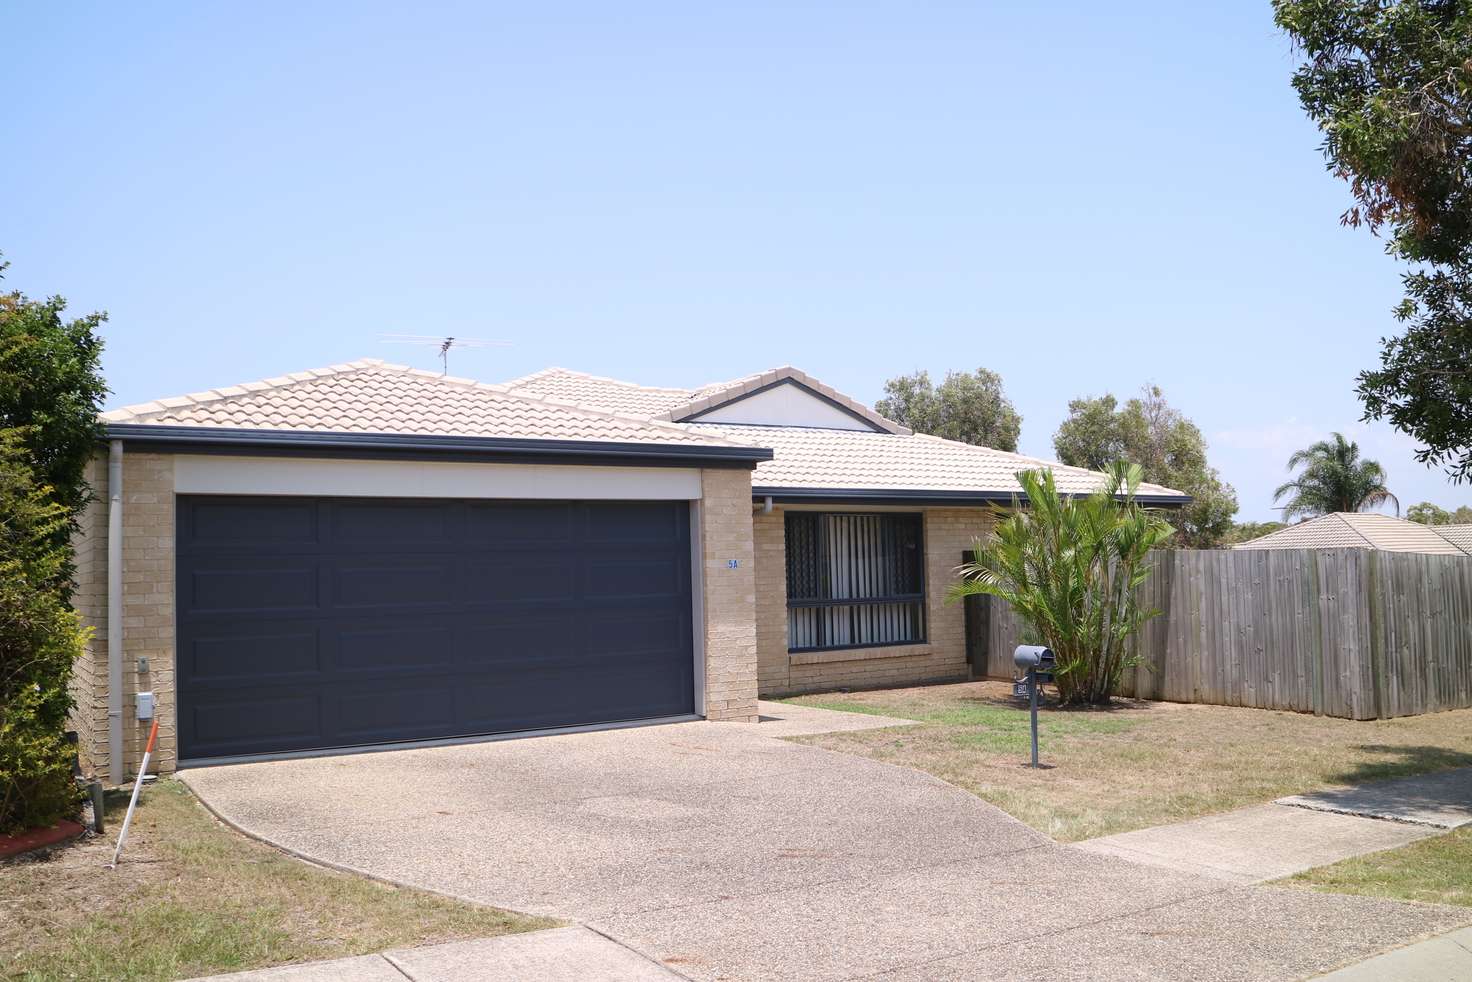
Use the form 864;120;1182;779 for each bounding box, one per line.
71;359;1187;780
1232;512;1472;556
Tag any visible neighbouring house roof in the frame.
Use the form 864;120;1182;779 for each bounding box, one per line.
101;359;771;461
1434;524;1472;553
504;366;1190;504
1233;513;1472;556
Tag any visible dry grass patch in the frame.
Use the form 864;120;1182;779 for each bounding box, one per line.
1284;826;1472;908
783;681;1472;842
0;780;556;981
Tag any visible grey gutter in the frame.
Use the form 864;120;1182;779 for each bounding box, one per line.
104;424;774;466
752;486;1193;508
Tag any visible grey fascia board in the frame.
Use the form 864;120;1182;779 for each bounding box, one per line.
104;423;774;465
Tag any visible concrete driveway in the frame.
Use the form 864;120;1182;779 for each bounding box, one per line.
180;703;1469;981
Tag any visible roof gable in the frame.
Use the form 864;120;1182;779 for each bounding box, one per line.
677;378;879;431
656;367;908;434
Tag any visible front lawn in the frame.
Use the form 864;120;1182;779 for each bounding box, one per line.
1284;826;1472;908
0;780;556;981
782;681;1472;842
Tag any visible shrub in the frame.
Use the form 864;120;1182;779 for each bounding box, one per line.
0;431;86;832
950;463;1174;705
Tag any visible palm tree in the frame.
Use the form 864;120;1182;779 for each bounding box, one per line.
949;463;1175;705
1273;433;1399;522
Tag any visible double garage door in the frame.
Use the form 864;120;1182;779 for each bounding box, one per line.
175;495;696;762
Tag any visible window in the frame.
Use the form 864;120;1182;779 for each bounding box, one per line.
784;512;925;652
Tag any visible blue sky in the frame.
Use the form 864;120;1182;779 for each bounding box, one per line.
5;2;1469;521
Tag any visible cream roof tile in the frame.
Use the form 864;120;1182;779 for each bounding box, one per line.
103;359;753;450
502;366;1187;500
1434;525;1472;553
1234;513;1471;555
501;367;697;417
684;423;1186;499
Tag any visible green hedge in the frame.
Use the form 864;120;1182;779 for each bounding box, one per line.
0;431;84;833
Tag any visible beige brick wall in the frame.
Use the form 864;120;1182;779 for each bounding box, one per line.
697;468;760;721
68;451;176;781
69;455;108;772
71;453;764;772
756;505;995;696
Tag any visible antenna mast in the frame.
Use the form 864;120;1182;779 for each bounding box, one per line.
378;334;512;375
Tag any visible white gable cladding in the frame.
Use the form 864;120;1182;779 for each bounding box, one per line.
686;381;877;431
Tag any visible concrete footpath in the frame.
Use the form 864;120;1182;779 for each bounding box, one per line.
1313;926;1472;981
1075;767;1472;884
187;927;679;981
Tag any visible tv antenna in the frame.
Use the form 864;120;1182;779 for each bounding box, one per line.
378;334;512;375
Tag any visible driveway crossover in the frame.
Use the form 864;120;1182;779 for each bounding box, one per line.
180;703;1470;981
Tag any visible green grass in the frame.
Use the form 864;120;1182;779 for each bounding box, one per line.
0;781;557;981
1285;826;1472;908
782;682;1472;842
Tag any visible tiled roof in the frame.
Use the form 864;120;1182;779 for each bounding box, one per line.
1434;524;1472;553
1234;513;1472;555
503;365;909;434
501;367;697;417
652;366;909;434
686;423;1187;499
503;366;1188;500
102;359;752;449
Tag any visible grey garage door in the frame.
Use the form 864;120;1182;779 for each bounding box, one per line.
176;495;696;761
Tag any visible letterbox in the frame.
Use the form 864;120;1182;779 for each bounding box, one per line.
1012;645;1055;672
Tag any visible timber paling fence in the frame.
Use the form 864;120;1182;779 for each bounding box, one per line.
973;548;1472;720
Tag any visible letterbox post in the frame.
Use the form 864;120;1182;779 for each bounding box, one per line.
1012;645;1053;769
1028;664;1039;768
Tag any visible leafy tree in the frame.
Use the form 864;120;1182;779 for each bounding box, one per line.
1406;501;1472;525
0;257;108;525
1273;432;1399;520
1221;521;1288;546
876;368;1021;452
1052;386;1238;549
1274;1;1472;480
0;432;86;832
0;256;107;830
951;463;1175;705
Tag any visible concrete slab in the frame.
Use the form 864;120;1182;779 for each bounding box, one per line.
875;890;1469;982
1277;767;1472;829
1074;803;1437;883
185;953;407;981
1312;926;1472;981
181;702;1472;982
383;928;680;981
185;928;677;981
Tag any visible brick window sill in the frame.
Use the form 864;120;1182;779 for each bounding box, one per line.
788;644;933;667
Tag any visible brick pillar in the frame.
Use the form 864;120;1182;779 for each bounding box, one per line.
698;468;759;721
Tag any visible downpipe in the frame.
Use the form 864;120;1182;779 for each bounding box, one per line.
107;439;124;785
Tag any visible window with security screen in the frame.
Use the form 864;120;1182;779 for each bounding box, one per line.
784;512;925;652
